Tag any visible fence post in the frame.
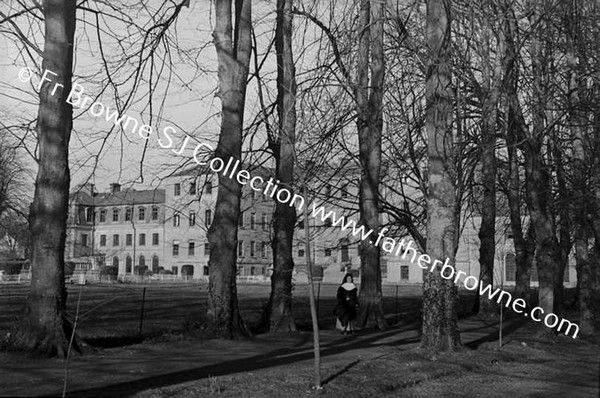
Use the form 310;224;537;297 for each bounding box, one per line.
139;287;147;337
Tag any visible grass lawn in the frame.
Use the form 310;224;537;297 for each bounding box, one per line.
0;283;598;397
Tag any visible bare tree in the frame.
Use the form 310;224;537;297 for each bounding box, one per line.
421;0;461;351
265;0;298;332
14;0;77;357
206;0;252;338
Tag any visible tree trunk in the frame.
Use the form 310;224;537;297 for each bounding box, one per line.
500;0;534;302
207;0;252;339
265;0;297;332
356;0;386;330
524;2;560;328
476;7;500;317
565;0;595;335
15;0;77;357
421;0;461;351
552;136;570;315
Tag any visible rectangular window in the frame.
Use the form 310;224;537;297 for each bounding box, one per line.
152;233;159;246
126;234;132;246
400;265;409;280
250;213;256;230
112;208;119;222
172;266;178;275
261;214;268;231
189;211;196;226
324;218;332;227
138;207;145;221
238;240;244;257
189;180;196;195
205;209;212;226
151;206;158;220
298;245;305;257
325;184;332;197
112;234;119;247
173;242;180;256
86;207;93;222
341;184;349;198
250;241;255;257
341;243;349;262
261;242;267;258
125;207;132;221
174;183;181;196
299;219;305;229
238;211;244;228
81;234;88;247
250;189;256;199
139;233;146;246
188;241;195;256
100;234;106;247
100;209;106;223
205;183;213;195
324;241;332;257
204;242;210;256
173;212;180;227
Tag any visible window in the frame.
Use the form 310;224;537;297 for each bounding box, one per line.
138;207;145;221
151;206;159;220
250;266;256;276
113;234;120;246
125;207;132;221
203;266;209;276
172;266;178;275
189;211;196;226
112;208;119;222
205;209;212;226
81;234;88;247
325;184;332;197
173;241;180;256
139;255;145;267
173;212;180;227
261;242;267;258
505;253;516;282
341;242;349;262
112;256;119;268
341;184;349;198
139;233;146;246
204;242;211;256
188;241;195;256
205;183;213;195
86;207;93;222
298;246;305;257
250;213;256;230
324;241;332;257
261;214;268;231
189;180;196;195
299;219;305;229
250;189;256;199
401;265;409;280
125;256;132;274
238;211;244;228
99;209;106;222
126;234;132;246
174;183;181;196
238;240;244;257
152;256;159;273
250;241;255;257
100;234;106;247
324;218;332;227
152;233;159;246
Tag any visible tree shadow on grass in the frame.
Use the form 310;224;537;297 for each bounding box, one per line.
47;326;420;397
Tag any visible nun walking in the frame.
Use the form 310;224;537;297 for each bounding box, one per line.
334;274;359;334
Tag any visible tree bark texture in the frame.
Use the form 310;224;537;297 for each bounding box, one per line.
356;0;387;330
207;0;252;339
16;0;77;357
421;0;462;351
266;0;297;332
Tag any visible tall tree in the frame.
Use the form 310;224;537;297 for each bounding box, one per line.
265;0;297;332
421;0;462;351
356;0;387;330
14;0;77;357
207;0;252;338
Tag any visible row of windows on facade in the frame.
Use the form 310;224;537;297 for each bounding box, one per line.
84;232;162;248
110;254;159;273
172;181;352;199
81;206;161;223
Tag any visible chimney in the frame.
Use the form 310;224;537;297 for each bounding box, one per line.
78;183;95;196
110;183;121;193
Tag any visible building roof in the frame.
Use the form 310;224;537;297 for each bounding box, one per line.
170;163;275;180
70;189;165;206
